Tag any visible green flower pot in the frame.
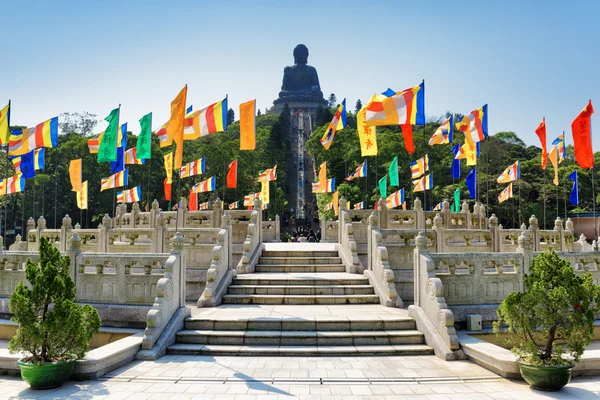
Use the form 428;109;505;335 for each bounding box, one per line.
18;359;76;390
518;360;573;391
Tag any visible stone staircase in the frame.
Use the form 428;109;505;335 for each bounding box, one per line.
167;247;433;356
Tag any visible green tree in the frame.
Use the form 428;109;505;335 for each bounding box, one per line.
227;108;235;126
327;93;337;108
355;99;363;114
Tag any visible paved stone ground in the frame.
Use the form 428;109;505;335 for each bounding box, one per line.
1;355;599;399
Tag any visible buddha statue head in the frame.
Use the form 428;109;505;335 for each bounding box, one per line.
293;44;309;65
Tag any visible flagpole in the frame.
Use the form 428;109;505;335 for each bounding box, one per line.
543;168;546;230
113;104;121;220
2;100;11;245
518;181;522;228
563;132;567;221
222;152;226;204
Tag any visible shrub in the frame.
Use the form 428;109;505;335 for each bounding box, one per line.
9;237;101;364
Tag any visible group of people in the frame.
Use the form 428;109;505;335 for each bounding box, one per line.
289;229;321;242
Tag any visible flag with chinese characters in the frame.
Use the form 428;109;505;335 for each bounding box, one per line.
571;100;594;169
240;99;256;150
76;181;88;210
259;178;270;205
357;100;377;156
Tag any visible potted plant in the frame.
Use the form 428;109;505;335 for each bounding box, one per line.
9;237;101;390
494;249;600;391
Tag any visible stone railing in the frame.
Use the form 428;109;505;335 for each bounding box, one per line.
573;233;597;252
236;199;263;275
410;231;461;360
0;251;40;298
543;250;600;286
262;216;280;242
319;217;339;243
197;214;234;307
337;200;362;274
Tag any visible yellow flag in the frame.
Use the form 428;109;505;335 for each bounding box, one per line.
549;146;559;185
240;99;256;150
259;178;270;205
465;135;477;166
76;181;88;210
69;159;82;192
358;100;377;156
168;85;187;170
318;162;327;192
164;152;173;184
333;191;339;216
0;104;9;145
0;179;5;196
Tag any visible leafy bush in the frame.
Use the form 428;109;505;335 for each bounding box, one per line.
9;238;101;364
494;249;600;366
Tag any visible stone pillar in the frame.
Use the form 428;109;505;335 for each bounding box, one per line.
26;217;36;238
473;203;481;229
338;197;348;244
131;202;141;228
461;201;470;229
565;218;574;251
253;198;263;243
413;231;429;307
153;212;167;253
170;232;187;307
517;230;533;288
377;197;387;229
275;215;281;242
432;214;444;253
68;232;82;281
212;199;222;228
528;215;539;251
479;203;487;229
554;217;564;251
60;215;72;252
99;214;112;252
221;212;233;269
441;200;450;229
150;199;159;229
367;211;379;271
177;198;188;228
488;214;499;252
414;197;424;229
320;213;327;242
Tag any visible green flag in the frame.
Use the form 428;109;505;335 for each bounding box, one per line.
378;175;387;198
98;107;120;163
389;156;399;187
136;112;152;160
452;187;460;212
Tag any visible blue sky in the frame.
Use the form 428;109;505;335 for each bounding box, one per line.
2;0;598;148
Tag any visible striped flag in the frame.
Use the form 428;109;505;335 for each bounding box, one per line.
552;133;566;164
124;148;146;165
455;105;488;144
386;189;405;209
312;182;320;193
244;193;259;206
154;122;172;147
353;160;367;178
199;201;210;210
498;183;513;203
3;174;25;194
183;97;228;140
324;202;333;211
429;116;453;145
259;165;277;181
410;155;429;179
33;148;44;170
191;176;216;193
180;158;206;178
497;161;520;183
413;173;433;192
9;117;58;156
433;202;443;211
229;201;239;210
101;169;128;192
117;186;142;203
88;132;104;153
320;99;346;150
353;201;365;210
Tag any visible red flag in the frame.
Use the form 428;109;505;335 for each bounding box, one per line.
401;124;414;154
164;178;172;201
189;191;198;211
571;100;595;169
227;159;238;189
535;117;547;170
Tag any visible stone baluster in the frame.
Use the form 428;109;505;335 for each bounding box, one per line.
377;197;387;229
565;218;574;251
177;198;188;228
367;211;379;271
221;212;233;269
488;214;499;252
338;197;348;244
554;217;564;251
26;217;36;238
60;214;73;252
131;202;141;228
153;212;167;253
528;215;539;251
441;200;450;229
517;230;533;284
473;202;481;229
68;232;82;282
150;199;159;228
413;197;424;229
98;214;112;252
461;201;470;229
432;214;444;253
212;198;222;228
253;198;263;243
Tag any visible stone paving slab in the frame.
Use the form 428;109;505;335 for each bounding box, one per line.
1;355;599;399
190;305;411;319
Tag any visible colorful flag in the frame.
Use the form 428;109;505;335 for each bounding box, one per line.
410;155;429;179
497;161;520;184
429;116;453;145
389;156;399;187
98;108;120;162
318;162;327;192
0;103;10;144
164;152;173;184
124;148;146;165
240;99;256;150
353;160;367;178
571;100;594;169
10;156;21;174
244;193;259;207
455;104;488;144
320;98;346;150
101;169;128;192
164;178;171;201
199;201;210;210
117;186;142;203
8;117;59;156
332;191;339;216
466;168;476;199
569;171;578;205
386;188;405;209
229;201;239;210
413;173;433;192
357;101;377;156
535;117;547;170
136;112;152;160
325;177;335;193
16;151;35;179
312;182;320;193
33;148;44;170
227;159;238;189
154;122;172;147
324;202;333;211
451;144;461;179
552;133;566;164
549;146;559;185
433;202;443;211
76;181;88;210
168;85;188;170
180;158;206;178
353;201;365;210
455;140;477;166
451;188;460;212
188;191;198;211
3;174;25;194
498;183;513;203
259;177;270;205
365;82;425;126
69;159;82;192
378;175;387;198
191;176;216;193
88;132;104;154
259;165;277;181
183;97;227;140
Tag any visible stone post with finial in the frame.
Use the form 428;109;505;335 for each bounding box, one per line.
150;199;160;229
60;214;72;252
528;215;539;251
338;197;347;244
488;214;499;252
554;217;564;251
68;232;82;281
413;197;423;230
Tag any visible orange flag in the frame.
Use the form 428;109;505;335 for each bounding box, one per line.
401;124;414;154
318;162;327;192
188;191;198;211
168;85;188;170
333;191;339;216
240;100;256;150
571;100;594;169
535;117;547;170
227;160;237;189
164;178;172;201
69;159;82;192
548;147;559;185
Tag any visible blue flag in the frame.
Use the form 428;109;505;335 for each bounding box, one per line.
19;152;36;179
451;144;461;179
569;171;578;205
466;168;477;199
186;105;193;114
110;147;125;173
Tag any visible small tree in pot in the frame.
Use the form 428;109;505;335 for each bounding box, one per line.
494;249;600;391
9;237;101;390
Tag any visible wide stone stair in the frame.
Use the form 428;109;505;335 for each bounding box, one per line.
168;247;434;356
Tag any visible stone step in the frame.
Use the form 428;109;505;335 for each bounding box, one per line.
254;264;346;273
222;294;380;305
176;329;425;346
228;285;375;295
233;273;370;286
184;317;416;331
261;250;339;258
258;256;343;265
167;343;434;356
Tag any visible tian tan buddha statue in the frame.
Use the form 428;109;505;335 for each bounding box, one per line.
274;44;328;105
